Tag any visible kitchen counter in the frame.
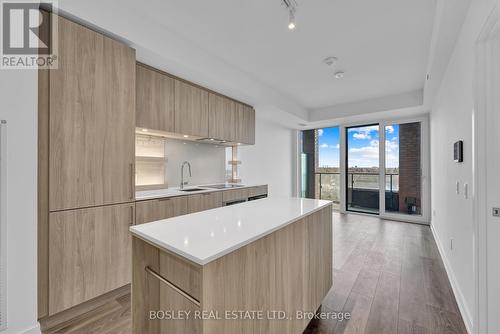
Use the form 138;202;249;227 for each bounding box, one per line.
130;197;331;265
135;183;264;201
131;196;333;334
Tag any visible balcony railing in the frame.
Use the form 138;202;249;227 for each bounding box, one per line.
316;172;400;211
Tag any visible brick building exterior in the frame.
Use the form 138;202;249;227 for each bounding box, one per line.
398;122;421;214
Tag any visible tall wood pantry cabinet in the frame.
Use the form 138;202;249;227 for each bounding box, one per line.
38;13;136;318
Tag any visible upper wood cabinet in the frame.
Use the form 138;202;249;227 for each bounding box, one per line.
48;15;136;211
208;93;255;144
187;192;223;214
135;196;188;225
208;93;236;142
48;203;135;315
236;103;256;145
136;64;175;132
174;80;209;137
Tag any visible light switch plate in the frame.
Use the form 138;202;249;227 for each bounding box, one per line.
493;208;500;217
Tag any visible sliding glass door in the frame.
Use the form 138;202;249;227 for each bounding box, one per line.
299;118;428;222
346;124;380;214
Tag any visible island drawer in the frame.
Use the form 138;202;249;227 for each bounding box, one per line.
158;250;202;301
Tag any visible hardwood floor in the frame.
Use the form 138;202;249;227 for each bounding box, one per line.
303;212;467;334
43;212;467;334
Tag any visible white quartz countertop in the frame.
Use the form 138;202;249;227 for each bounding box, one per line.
129;197;332;265
135;184;263;201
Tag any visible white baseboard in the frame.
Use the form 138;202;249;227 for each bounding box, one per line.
431;224;473;334
6;323;41;334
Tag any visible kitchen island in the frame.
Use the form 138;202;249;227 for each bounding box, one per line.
130;197;333;334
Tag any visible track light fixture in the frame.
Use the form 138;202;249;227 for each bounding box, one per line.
282;0;298;30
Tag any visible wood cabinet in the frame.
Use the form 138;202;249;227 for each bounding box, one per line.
135;196;188;225
236;103;256;145
48;203;135;315
208;93;255;144
174;80;209;137
248;185;268;198
208;93;236;141
222;188;249;203
132;204;333;334
48;15;136;212
187;192;223;213
136;64;175;132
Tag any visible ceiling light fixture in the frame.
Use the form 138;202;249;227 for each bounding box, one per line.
183;135;189;138
334;71;345;79
288;10;296;30
282;0;298;30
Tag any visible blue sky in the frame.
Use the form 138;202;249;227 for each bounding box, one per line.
318;125;400;168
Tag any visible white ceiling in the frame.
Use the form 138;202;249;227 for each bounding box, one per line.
129;0;436;111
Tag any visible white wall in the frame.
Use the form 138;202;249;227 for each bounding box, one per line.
430;0;496;332
238;112;296;197
163;139;225;187
0;71;39;334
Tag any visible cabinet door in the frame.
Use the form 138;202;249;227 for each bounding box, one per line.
235;103;256;145
48;203;135;315
135;196;188;225
49;16;136;211
136;64;175;132
174;80;209;137
222;188;249;203
187;192;223;214
208;93;236;142
248;185;268;198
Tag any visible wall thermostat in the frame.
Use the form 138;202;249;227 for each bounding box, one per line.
454;140;463;163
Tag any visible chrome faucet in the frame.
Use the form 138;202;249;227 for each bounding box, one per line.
180;161;192;189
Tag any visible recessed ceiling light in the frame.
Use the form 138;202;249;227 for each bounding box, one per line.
142;128;148;132
183;135;189;138
210;138;215;141
334;71;345;79
323;57;338;66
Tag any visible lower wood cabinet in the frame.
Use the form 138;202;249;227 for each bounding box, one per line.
248;185;268;198
187;192;223;213
135;196;188;225
222;188;249;203
48;203;135;315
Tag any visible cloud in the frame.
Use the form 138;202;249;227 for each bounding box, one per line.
349;125;379;140
386;125;394;134
317;129;324;136
320;143;340;149
353;132;370;140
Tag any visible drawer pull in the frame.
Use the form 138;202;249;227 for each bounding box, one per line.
145;266;201;307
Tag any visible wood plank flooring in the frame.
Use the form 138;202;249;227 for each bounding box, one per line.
43;212;467;334
303;212;467;334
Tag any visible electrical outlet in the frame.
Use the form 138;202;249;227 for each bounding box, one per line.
456;181;460;194
450;238;454;250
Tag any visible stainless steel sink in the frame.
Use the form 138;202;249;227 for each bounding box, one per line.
179;188;206;192
203;184;245;189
